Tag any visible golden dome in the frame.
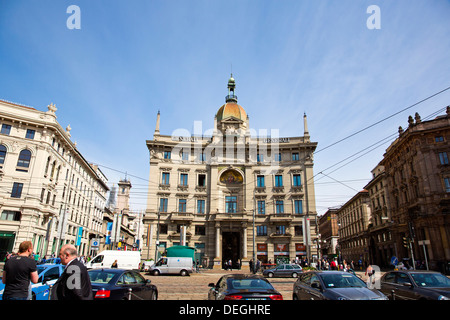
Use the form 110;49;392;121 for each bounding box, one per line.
216;102;247;122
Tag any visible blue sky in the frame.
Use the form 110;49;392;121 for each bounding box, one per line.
1;0;450;214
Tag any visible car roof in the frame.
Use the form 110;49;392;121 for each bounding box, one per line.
222;274;267;280
38;263;62;268
387;270;442;274
88;268;129;273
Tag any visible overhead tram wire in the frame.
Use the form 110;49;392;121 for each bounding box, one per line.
314;85;450;154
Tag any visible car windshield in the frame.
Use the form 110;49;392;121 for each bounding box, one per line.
37;266;46;275
88;270;117;284
320;273;366;288
227;278;274;291
410;273;450;288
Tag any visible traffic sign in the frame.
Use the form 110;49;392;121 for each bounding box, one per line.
390;256;398;266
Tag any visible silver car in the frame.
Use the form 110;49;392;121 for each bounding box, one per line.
293;271;388;300
263;264;303;278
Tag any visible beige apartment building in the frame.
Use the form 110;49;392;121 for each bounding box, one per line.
336;190;372;265
142;76;319;269
0;99;109;261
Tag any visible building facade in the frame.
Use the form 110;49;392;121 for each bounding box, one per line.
142;76;319;269
336;190;372;265
0;99;109;261
318;207;340;259
380;110;450;272
364;164;395;268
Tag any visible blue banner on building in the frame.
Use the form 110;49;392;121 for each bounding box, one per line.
105;222;113;245
76;227;83;246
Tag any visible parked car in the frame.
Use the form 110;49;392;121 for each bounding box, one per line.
208;274;283;300
380;270;450;300
263;264;303;278
293;271;388;300
0;263;64;300
89;268;157;300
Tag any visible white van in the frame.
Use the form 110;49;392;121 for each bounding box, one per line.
86;250;141;270
149;257;193;276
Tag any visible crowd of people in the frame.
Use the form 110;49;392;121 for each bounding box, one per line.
2;241;94;300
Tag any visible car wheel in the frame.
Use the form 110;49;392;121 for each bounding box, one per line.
292;272;298;278
153;270;160;276
180;270;188;276
293;294;299;300
267;272;274;278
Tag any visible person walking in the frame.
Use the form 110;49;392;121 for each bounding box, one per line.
365;264;375;289
2;241;39;300
51;244;93;300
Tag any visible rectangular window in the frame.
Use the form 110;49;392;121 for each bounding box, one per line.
435;136;444;142
276;225;286;235
257;154;264;162
178;199;187;212
257;200;265;215
159;198;168;212
257;175;265;187
225;196;237;213
198;174;206;186
444;178;450;193
275;153;281;161
1;124;11;135
161;172;170;185
292;152;299;161
275;175;283;187
26;129;35;139
294;200;303;214
256;226;267;236
197;199;205;214
293;174;301;187
439;152;449;165
181;152;189;161
11;182;23;198
276;200;284;214
164;151;171;159
180;173;188;186
1;210;21;221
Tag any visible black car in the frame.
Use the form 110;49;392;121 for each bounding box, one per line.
208;274;283;300
293;271;388;300
380;270;450;300
88;268;158;300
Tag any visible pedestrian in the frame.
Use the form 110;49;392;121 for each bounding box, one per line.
111;260;118;268
196;259;200;273
365;264;375;289
51;244;93;300
2;241;39;300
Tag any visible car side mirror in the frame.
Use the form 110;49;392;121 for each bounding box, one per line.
208;283;216;288
311;282;322;290
146;279;151;284
402;282;412;287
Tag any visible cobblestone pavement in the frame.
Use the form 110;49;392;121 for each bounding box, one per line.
141;269;374;300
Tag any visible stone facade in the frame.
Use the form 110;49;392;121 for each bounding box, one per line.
142;76;319;269
0;99;109;260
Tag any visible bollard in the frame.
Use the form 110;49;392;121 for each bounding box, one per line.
48;284;53;300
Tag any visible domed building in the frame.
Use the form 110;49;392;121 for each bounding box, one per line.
143;75;319;270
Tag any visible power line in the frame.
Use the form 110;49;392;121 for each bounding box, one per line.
315;85;450;154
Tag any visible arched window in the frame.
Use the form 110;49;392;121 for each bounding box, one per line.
17;149;32;168
0;145;7;165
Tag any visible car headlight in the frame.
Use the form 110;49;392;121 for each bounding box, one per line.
438;295;449;300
